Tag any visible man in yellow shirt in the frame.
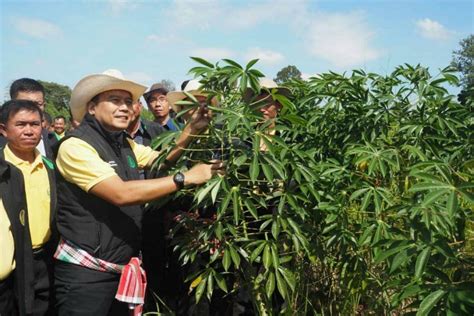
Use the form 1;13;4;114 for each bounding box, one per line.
0;154;35;316
52;115;66;140
0;99;57;315
54;69;223;315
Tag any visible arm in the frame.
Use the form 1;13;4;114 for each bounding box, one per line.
89;162;223;207
162;104;211;165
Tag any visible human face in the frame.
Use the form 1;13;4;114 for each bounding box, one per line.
2;109;42;155
147;92;170;119
130;100;143;123
88;90;133;132
54;118;66;134
255;93;280;120
16;91;45;112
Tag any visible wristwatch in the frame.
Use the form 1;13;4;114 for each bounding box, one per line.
173;172;185;189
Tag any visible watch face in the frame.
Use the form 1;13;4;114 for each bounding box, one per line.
174;172;185;185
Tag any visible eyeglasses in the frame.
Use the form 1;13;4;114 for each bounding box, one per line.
149;96;167;103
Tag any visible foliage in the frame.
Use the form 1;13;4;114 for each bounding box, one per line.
274;65;302;85
39;80;72;120
451;34;474;89
154;79;176;92
151;58;474;315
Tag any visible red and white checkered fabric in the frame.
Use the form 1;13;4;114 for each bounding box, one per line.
54;238;147;316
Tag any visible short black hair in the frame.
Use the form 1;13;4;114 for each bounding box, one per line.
9;78;45;99
43;112;52;124
181;80;190;90
0;100;43;125
54;115;66;122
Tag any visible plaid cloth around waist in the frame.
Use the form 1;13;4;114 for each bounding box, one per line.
54;238;147;315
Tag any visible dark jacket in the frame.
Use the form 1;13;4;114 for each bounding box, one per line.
129;119;163;179
0;158;34;316
55;114;143;264
41;129;56;160
0;146;58;251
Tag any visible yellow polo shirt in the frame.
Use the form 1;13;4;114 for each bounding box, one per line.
4;145;51;249
0;199;15;280
56;137;158;192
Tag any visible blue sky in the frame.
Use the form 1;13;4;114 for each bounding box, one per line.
1;0;472;99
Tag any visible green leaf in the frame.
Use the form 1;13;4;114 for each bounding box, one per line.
245;58;259;70
271;219;280;239
415;247;431;279
206;272;214;301
263;244;272;269
417;290;446;316
250;241;266;262
271;243;280;268
421;189;448;207
233;154;247;167
194;275;207;303
265;272;276;298
222;248;231;272
190;56;214;68
261;163;274;182
446;190;458;217
244;198;259;220
232;187;241;225
250;155;260;183
275;269;288;299
278;267;296;292
214;273;228;293
211;177;223;204
229;245;241;268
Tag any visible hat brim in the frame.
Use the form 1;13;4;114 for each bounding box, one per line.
243;86;292;103
167;90;208;113
70;74;147;122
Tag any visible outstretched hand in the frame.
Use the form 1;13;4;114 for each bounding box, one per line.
184;160;225;186
188;104;212;134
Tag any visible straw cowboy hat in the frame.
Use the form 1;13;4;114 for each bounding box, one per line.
167;79;213;113
243;77;291;102
70;69;147;122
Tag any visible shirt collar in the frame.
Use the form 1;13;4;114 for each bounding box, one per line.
4;144;43;169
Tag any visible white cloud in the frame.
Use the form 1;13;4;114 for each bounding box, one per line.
304;11;381;68
244;48;284;65
13;18;62;39
416;18;453;41
301;72;317;81
126;72;153;85
145;34;189;46
191;47;236;61
108;0;137;14
168;0;306;30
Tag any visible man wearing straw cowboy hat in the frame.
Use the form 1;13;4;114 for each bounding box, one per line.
53;69;224;315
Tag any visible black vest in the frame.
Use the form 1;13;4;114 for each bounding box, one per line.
55;114;142;264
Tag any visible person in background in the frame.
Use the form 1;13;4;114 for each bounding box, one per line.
167;79;218;124
42;112;53;132
126;99;163;179
53;69;223;315
52;116;66;141
144;84;179;131
0;153;35;316
244;77;291;151
10;78;55;160
0;99;57;316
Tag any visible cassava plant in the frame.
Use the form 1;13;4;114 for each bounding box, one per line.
149;59;473;315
